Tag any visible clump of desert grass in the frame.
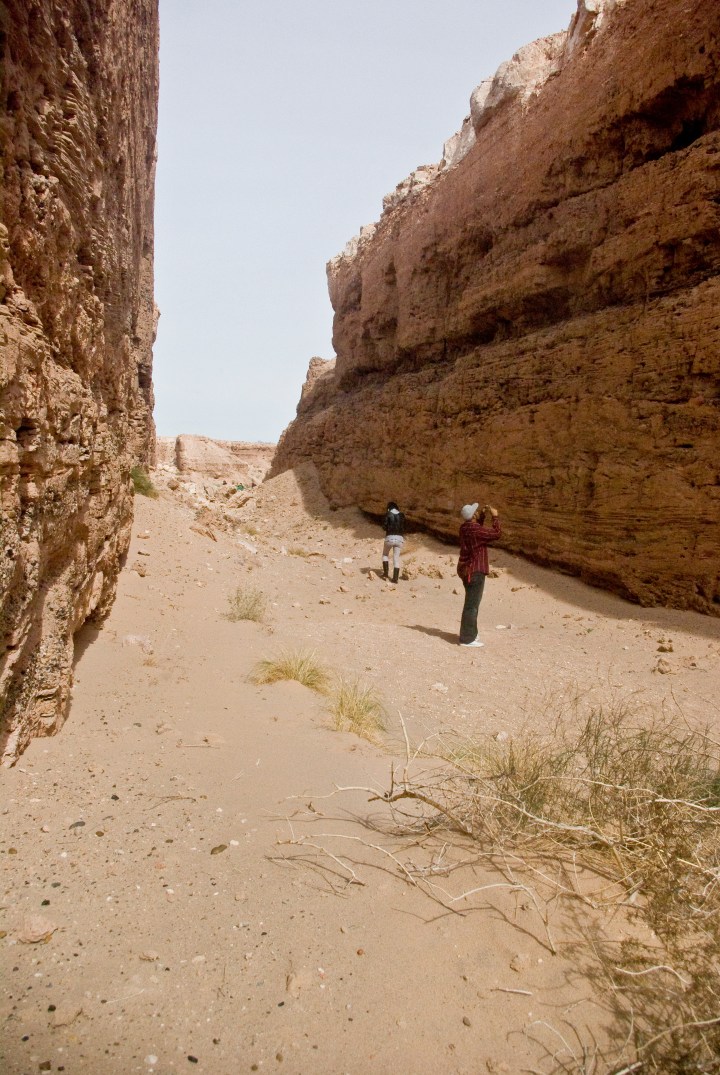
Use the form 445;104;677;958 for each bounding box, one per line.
225;586;266;623
130;465;158;498
287;546;311;557
331;679;386;743
371;702;720;1072
249;650;330;693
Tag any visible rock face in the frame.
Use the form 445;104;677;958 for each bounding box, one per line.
273;0;720;615
0;1;159;761
156;435;275;485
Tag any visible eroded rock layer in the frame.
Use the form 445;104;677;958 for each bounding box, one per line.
273;0;720;614
156;435;275;486
0;1;159;761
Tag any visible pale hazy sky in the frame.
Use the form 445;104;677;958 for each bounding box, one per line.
153;0;578;444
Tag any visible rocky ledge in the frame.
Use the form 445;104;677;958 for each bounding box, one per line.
156;434;275;486
0;1;159;761
273;0;720;615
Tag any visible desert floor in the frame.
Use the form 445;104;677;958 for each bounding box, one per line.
2;465;719;1075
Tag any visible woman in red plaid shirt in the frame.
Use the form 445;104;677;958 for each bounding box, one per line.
457;503;501;647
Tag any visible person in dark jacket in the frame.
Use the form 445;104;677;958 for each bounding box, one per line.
456;503;501;646
382;501;405;583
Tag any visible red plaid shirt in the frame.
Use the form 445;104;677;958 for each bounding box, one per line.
457;516;502;583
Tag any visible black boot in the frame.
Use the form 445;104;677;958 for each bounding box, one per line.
382;562;389;578
392;568;400;584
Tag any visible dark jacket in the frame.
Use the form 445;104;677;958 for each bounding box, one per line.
384;509;405;536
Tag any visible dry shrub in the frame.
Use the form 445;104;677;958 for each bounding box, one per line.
331;679;386;742
288;546;310;557
130;465;158;498
225;586;266;623
379;704;720;1073
250;650;330;694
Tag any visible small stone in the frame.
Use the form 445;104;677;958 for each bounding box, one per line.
210;844;227;855
462;1015;471;1027
18;914;57;944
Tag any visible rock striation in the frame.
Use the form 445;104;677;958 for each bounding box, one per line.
273;0;720;615
156;434;275;486
0;1;159;761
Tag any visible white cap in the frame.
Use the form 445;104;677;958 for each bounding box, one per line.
460;503;479;521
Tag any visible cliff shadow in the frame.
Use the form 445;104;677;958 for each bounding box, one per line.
275;465;720;642
491;549;720;642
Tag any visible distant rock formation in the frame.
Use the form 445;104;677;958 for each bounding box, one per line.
273;0;720;614
156;435;275;485
0;1;159;762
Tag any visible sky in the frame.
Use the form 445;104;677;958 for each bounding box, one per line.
153;0;578;444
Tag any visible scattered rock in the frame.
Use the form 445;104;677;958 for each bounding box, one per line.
122;634;154;654
18;914;58;944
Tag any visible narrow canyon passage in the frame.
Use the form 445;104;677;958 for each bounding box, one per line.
2;468;719;1073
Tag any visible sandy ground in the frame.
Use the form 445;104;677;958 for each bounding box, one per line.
2;465;719;1075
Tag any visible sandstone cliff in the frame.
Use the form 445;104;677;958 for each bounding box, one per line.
156;434;275;486
273;0;720;615
0;1;159;761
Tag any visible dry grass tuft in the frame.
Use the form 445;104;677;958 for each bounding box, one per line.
225;586;266;623
249;650;330;693
372;703;720;1072
131;466;158;498
331;679;386;742
288;546;311;557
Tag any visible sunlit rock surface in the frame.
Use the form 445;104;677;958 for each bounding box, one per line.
0;0;159;761
273;0;720;614
156;435;275;485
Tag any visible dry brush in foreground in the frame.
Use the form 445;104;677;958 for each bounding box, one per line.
321;703;720;1073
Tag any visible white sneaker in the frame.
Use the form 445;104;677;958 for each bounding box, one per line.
459;639;484;647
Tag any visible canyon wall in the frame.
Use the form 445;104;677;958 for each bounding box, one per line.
273;0;720;614
0;1;159;761
156;435;275;485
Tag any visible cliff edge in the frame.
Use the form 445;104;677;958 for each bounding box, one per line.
272;0;720;615
0;1;159;761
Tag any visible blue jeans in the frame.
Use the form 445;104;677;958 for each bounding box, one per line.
459;571;486;644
